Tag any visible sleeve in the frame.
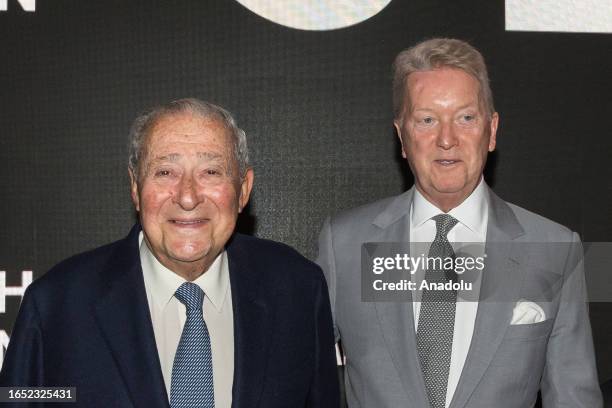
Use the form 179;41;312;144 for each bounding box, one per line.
0;285;45;387
315;217;340;343
306;270;340;407
540;232;603;407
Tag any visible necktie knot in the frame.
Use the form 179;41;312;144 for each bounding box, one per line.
174;282;204;311
432;213;458;238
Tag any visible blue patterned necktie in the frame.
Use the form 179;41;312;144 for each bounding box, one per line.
170;282;215;408
417;214;459;408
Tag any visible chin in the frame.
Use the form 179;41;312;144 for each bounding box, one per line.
169;243;213;263
431;181;467;195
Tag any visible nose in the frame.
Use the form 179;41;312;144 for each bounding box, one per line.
437;122;458;150
175;174;201;211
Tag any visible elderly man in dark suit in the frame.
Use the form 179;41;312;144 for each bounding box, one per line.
1;98;339;408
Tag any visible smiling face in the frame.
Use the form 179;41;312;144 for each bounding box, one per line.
394;67;498;212
130;112;253;280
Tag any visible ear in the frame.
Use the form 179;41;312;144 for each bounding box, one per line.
129;168;140;212
394;120;408;159
238;168;254;213
488;112;499;152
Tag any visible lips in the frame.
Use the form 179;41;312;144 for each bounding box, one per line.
435;159;461;166
170;219;208;225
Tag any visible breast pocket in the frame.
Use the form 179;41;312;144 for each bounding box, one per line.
487;319;553;371
504;318;554;340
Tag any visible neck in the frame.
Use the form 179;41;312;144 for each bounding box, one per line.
169;262;211;281
151;248;218;282
429;195;463;213
416;183;480;213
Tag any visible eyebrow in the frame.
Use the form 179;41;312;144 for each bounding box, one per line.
151;152;224;163
144;151;233;177
455;103;479;111
411;102;479;113
152;153;181;162
196;152;224;161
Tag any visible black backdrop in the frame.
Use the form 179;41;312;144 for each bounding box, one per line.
1;0;611;385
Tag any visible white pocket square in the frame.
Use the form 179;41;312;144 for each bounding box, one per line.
511;300;546;325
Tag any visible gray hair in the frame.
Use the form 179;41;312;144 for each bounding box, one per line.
392;38;495;120
128;98;249;180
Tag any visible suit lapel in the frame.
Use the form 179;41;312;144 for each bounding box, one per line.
227;235;271;408
93;226;169;408
371;189;431;405
374;299;430;405
449;188;525;408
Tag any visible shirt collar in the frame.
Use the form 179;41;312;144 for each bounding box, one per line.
411;178;488;238
139;232;230;313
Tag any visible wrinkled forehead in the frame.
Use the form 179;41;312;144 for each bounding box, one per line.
144;112;233;152
404;68;484;110
136;113;238;176
407;67;479;91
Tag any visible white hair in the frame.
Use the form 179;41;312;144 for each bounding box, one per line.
128;98;249;180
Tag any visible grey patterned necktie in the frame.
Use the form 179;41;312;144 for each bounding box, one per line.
417;214;459;408
170;282;215;408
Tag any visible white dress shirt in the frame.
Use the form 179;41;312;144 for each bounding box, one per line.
410;179;488;407
139;233;234;408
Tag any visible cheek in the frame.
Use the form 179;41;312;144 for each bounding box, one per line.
472;135;491;160
139;187;173;215
405;142;424;164
207;185;240;214
408;130;435;152
410;140;434;165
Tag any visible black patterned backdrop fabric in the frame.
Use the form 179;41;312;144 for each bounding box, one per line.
1;0;611;391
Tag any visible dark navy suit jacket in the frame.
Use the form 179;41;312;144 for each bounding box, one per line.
0;225;339;407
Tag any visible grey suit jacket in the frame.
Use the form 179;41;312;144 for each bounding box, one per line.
316;185;602;408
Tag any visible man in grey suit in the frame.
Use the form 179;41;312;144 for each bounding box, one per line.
316;38;602;407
